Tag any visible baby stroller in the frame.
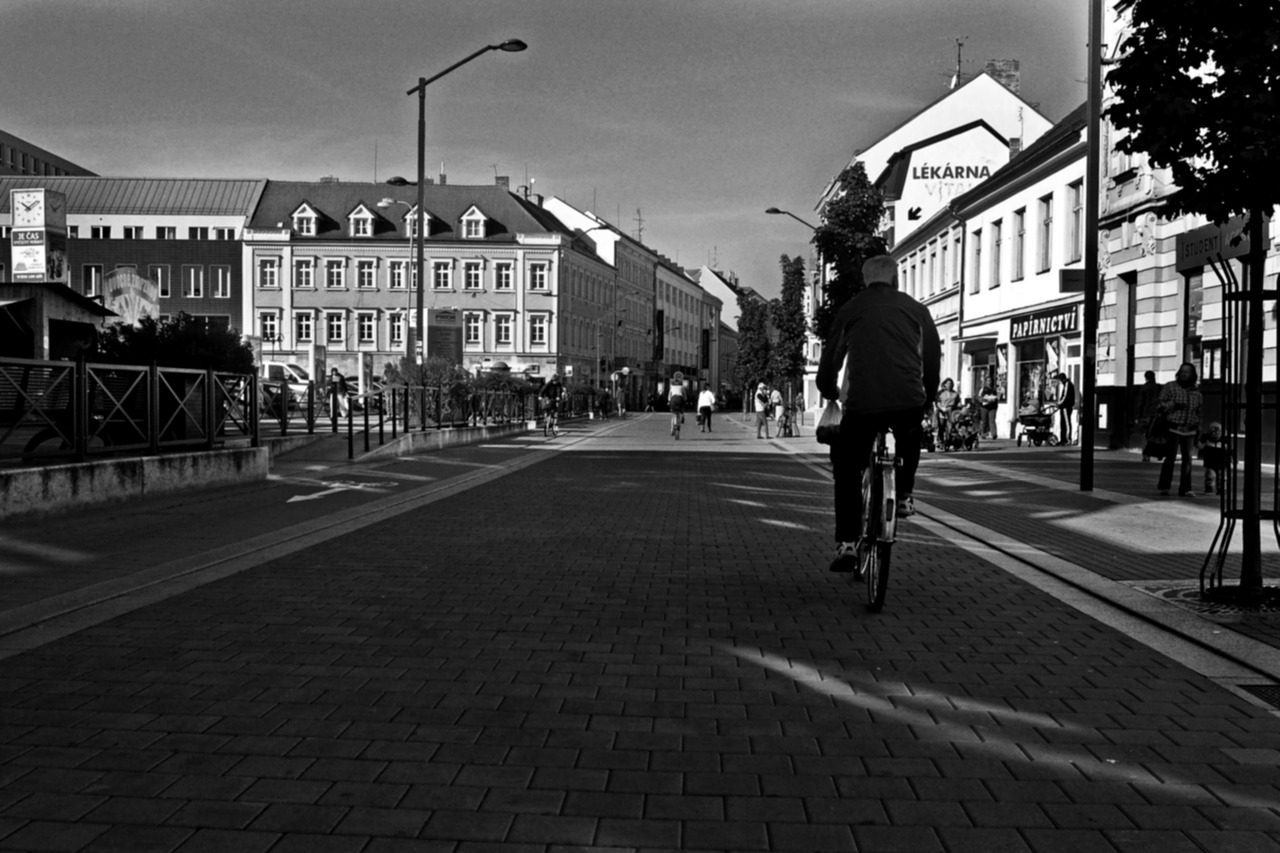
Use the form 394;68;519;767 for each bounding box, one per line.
943;408;981;451
1017;403;1059;447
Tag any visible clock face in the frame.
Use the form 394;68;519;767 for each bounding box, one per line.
12;191;43;227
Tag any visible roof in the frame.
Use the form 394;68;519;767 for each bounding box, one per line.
949;102;1088;216
876;119;1008;197
251;180;575;243
0;177;266;216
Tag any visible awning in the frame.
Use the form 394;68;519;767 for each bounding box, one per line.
960;336;997;354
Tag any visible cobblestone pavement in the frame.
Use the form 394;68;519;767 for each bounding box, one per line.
1;415;1280;851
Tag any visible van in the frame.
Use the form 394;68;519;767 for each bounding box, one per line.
262;361;311;398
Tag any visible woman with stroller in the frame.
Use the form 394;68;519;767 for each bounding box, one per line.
1156;361;1203;497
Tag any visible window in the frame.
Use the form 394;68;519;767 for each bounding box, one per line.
1068;180;1084;263
390;313;404;344
295;259;314;288
326;312;345;343
970;229;982;293
390;260;407;290
83;265;103;297
325;259;345;289
495;313;513;346
156;226;176;240
296;312;313;342
433;260;452;290
68;225;79;239
292;213;315;236
150;265;171;299
938;241;947;293
463;217;483;238
357;260;375;289
991;220;1003;288
91;226;111;240
1038;194;1054;272
357;312;376;344
213;227;234;241
351;215;372;238
260;312;278;341
188;227;209;240
464;262;482;290
212;265;231;299
183;266;204;298
122;226;142;240
495;263;513;291
529;264;548;291
1013;208;1026;281
529;314;548;346
258;258;279;289
465;312;482;345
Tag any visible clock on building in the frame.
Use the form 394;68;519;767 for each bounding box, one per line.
11;190;44;228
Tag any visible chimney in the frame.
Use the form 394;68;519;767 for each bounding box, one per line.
1008;138;1023;160
438;171;447;186
495;175;510;190
983;59;1020;95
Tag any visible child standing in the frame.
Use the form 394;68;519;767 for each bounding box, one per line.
1197;421;1230;495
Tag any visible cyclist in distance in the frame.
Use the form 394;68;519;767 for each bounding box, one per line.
542;372;564;437
668;375;686;439
817;255;941;574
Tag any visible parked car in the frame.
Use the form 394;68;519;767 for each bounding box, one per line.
262;361;311;402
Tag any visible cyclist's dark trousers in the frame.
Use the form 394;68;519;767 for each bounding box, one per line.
830;407;923;542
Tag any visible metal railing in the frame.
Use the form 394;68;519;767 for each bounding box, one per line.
0;356;259;463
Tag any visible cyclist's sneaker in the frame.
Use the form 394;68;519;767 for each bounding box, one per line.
828;541;859;573
896;495;916;517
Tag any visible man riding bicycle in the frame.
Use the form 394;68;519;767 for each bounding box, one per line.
817;255;941;574
541;373;564;437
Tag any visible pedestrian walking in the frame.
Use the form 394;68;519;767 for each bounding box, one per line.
1054;372;1077;445
1136;370;1162;461
1156;361;1203;497
754;382;771;439
328;368;349;417
697;386;716;432
769;387;784;423
979;382;999;439
934;378;960;446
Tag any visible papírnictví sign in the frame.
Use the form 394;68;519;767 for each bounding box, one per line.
1011;305;1079;341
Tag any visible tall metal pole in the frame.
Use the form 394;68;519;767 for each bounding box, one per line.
1080;0;1103;490
415;81;426;364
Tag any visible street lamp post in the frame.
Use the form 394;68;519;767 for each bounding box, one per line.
766;207;824;410
405;38;527;363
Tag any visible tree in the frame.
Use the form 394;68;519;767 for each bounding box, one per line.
770;254;808;398
1107;0;1280;596
733;295;772;396
811;162;887;342
96;313;254;372
1106;0;1280;226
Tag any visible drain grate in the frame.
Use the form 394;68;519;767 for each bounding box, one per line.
1129;581;1280;618
1238;684;1280;709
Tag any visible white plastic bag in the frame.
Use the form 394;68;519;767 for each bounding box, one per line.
816;399;842;445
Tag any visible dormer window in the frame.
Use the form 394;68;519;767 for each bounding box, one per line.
460;205;487;239
403;206;430;239
291;202;319;237
349;204;375;238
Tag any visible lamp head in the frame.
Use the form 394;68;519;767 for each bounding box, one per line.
496;39;527;52
765;207;783;215
376;198;397;208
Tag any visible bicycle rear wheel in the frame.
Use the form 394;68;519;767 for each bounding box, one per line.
860;444;892;612
862;540;891;612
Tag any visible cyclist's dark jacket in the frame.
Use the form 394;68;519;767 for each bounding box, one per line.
543;379;563;403
817;282;941;415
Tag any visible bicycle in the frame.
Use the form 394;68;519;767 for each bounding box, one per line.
542;399;560;437
857;430;899;612
670;396;685;439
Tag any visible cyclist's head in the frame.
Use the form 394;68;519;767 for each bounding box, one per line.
862;255;898;288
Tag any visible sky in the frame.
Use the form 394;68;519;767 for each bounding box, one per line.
2;0;1086;300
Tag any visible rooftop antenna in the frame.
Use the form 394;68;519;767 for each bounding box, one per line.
633;207;645;242
950;37;967;89
373;140;378;183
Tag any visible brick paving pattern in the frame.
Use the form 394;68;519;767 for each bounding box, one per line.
1;436;1280;850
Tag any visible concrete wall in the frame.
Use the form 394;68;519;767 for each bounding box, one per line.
0;447;269;520
361;422;528;460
